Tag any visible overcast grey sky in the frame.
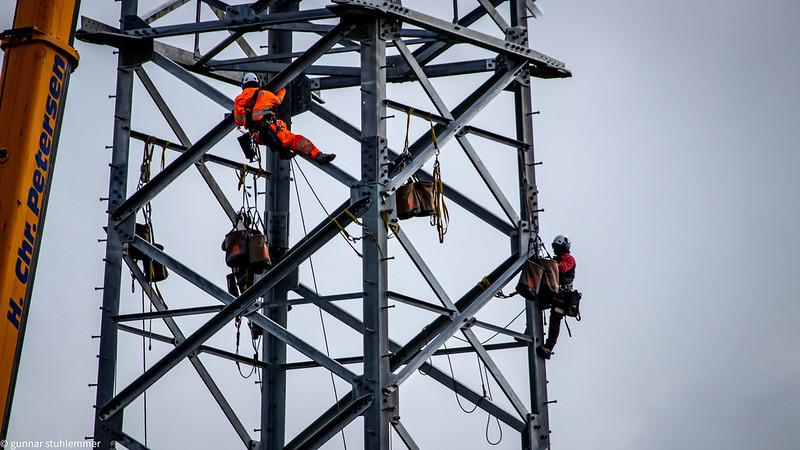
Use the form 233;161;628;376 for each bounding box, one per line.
2;1;799;449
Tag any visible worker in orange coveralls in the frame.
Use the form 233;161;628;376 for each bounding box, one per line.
233;72;335;164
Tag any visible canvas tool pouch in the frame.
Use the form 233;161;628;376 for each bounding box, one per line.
247;229;270;273
223;229;250;268
143;243;169;282
554;290;582;318
515;259;544;301
129;223;152;261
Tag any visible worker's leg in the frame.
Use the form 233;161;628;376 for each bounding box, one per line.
544;309;564;351
272;120;320;158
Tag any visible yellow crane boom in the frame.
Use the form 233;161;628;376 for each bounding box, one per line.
0;0;80;440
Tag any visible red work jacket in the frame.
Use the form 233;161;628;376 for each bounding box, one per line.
555;252;576;289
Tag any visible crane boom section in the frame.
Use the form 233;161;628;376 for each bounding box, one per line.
0;0;80;439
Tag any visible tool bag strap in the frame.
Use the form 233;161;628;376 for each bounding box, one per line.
244;88;261;129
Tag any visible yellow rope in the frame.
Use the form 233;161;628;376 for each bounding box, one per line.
237;164;248;191
381;210;400;234
429;116;449;243
404;106;415;154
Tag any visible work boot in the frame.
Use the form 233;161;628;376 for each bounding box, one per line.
536;345;553;360
315;152;336;165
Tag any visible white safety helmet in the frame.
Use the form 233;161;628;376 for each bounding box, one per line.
242;72;259;88
552;235;571;251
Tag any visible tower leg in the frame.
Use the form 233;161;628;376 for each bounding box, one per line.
260;2;298;448
511;1;552;448
359;17;392;450
94;1;138;447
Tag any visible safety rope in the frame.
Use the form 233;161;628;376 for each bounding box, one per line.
231;156;265;379
140;289;148;447
441;341;503;445
482;360;503;446
443;342;480;414
428;116;449;243
451;308;527;345
292;160;363;258
291;162;348;450
403;107;414;158
137;137;161;448
234;316;256;378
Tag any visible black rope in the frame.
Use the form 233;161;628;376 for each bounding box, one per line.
482;361;503;446
442;342;479;414
140;290;148;447
293;161;363;258
234;317;256;378
291;162;348;450
451;308;527;345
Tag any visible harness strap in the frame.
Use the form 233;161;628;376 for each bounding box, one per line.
244;88;260;129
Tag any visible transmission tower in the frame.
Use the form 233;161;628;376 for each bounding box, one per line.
77;0;570;448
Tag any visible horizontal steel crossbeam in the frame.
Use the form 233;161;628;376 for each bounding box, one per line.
330;0;570;78
98;197;369;421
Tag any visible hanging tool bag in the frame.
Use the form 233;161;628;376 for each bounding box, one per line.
129;223;152;261
396;178;435;220
515;258;544;300
516;258;559;307
553;290;582;319
222;228;271;272
237;133;257;161
247;230;270;274
142;243;169;283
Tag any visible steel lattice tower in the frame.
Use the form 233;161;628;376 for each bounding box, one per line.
77;1;570;448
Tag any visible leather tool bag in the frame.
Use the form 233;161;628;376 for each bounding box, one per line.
414;181;435;217
537;259;560;307
142;243;169;282
129;223;152;261
247;229;270;274
516;258;559;307
396;179;435;220
516;258;544;301
223;229;250;268
222;228;271;271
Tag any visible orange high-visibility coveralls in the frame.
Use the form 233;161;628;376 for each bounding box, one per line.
233;87;320;158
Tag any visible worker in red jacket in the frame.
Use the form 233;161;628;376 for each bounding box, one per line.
537;235;576;359
233;73;335;164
